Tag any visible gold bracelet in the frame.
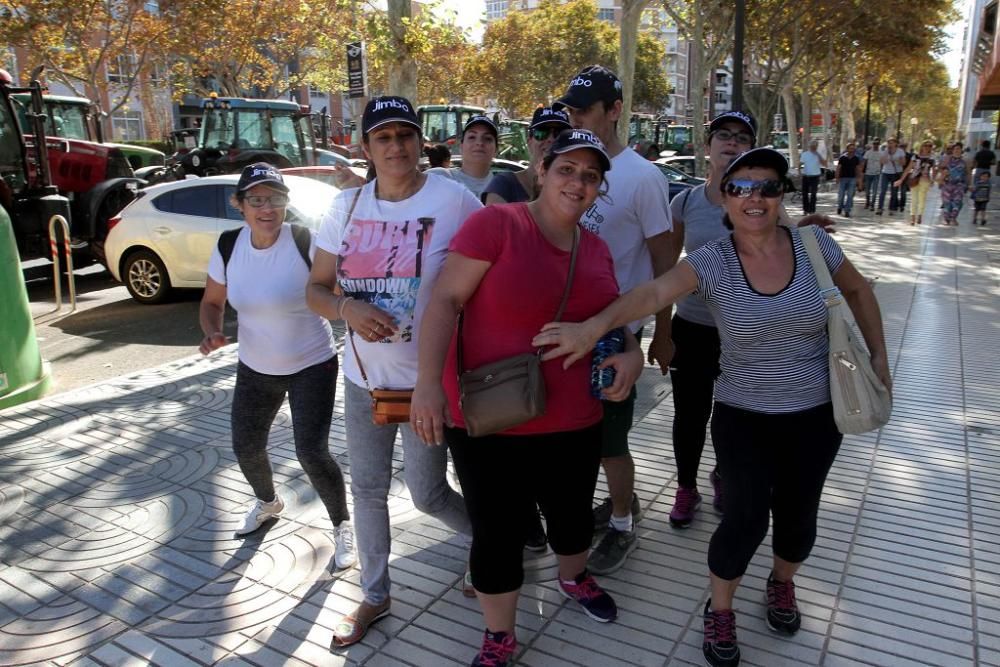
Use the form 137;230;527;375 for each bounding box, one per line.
338;296;354;320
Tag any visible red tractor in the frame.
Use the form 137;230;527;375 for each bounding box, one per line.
0;69;141;266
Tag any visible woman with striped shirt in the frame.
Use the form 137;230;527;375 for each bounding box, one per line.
534;147;890;667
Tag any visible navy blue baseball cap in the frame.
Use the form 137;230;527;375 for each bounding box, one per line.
530;106;571;131
721;147;789;182
709;110;757;142
237;162;288;193
554;65;623;111
462;114;498;139
547;128;612;172
362;96;420;136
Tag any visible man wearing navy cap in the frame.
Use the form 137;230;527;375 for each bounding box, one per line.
554;64;674;575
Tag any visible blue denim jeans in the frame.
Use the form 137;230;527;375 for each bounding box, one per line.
877;173;899;212
344;379;471;605
837;178;856;213
864;174;880;207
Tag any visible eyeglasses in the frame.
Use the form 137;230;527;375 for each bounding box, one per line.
244;194;289;208
531;126;563;141
712;129;754;145
723;179;784;199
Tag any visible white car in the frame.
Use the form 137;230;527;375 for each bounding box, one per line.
105;174;339;304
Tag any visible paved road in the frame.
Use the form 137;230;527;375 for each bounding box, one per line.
24;265;213;393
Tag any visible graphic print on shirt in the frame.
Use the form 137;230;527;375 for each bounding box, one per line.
581;200;606;235
337;216;434;343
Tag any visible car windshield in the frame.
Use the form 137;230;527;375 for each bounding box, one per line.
654;162;687;182
285;176;338;229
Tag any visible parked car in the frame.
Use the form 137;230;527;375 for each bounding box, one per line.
281;165;369;187
418;156;527;174
654;160;706;186
656;155;697;178
105;174;339;304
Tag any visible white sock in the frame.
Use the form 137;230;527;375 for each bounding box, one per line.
609;513;633;532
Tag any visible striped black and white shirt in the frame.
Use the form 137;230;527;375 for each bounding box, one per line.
683;225;845;413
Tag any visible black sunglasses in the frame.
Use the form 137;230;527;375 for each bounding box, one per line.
531;126;564;141
723;179;784;199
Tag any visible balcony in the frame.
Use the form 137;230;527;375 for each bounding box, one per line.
974;1;1000;109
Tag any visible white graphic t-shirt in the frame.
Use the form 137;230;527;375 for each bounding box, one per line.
578;147;672;331
316;173;482;389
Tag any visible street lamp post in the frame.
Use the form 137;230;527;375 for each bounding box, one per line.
896;105;903;143
862;75;875;149
910;117;919;147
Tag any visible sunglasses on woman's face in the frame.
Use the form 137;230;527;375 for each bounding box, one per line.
723;179;784;199
531;126;563;141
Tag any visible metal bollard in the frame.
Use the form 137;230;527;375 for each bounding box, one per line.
47;214;76;315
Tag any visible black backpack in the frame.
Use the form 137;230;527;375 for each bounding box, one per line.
217;223;313;276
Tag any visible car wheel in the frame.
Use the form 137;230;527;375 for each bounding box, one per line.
123;250;172;304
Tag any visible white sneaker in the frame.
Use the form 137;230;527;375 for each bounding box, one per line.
333;522;357;570
235;495;284;536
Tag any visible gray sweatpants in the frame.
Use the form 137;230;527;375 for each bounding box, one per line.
344;379;471;604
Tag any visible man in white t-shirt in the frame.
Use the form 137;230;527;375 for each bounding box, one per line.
554;65;673;575
876;137;906;215
426;115;497;197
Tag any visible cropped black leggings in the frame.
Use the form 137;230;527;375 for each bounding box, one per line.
708;401;842;580
230;357;349;526
669;315;721;488
447;423;602;595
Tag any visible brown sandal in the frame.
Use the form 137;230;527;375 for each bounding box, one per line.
332;599;391;648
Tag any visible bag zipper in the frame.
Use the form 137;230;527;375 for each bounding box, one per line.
834;352;862;414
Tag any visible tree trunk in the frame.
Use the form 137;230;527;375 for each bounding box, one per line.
690;3;706;177
782;81;799;169
387;0;417;102
617;0;647;146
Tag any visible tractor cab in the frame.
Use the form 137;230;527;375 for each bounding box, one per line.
417;104;486;147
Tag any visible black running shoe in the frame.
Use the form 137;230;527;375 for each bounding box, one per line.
765;573;801;635
703;600;740;666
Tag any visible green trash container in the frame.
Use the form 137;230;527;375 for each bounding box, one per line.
0;206;51;410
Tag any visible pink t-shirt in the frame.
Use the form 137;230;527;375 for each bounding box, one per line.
442;203;620;435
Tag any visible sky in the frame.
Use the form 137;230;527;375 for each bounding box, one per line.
432;0;968;89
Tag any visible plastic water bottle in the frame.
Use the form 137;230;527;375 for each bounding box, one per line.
591;328;625;398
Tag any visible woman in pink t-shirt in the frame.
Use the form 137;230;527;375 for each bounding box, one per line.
411;130;644;667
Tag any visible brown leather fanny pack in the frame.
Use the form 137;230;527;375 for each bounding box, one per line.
369;388;413;425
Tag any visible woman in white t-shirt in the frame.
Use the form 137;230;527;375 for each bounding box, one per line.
198;163;354;567
306;96;481;648
537;148;890;667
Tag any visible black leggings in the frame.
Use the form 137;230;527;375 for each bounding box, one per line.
231;357;349;525
447;423;602;595
708;401;842;580
669;315;721;489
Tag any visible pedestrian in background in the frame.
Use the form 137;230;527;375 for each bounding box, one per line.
894;140;936;225
198;163;355;567
425;143;451;169
554;64;674;576
862;142;882;210
427;115;498;197
482;106;571;205
306;96;480;647
876;138;906;215
661;110;757;529
897;142;912;212
412;129;637;667
971;139;995;226
798;139;825;214
938;142;972;226
835;141;862;218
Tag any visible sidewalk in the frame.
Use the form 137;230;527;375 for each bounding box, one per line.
1;185;998;667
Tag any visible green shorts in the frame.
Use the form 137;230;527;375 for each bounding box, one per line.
600;327;642;458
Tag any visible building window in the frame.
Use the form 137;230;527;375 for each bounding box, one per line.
108;53;138;84
715;72;727;85
714;91;726;103
111;110;144;141
597;8;615;21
